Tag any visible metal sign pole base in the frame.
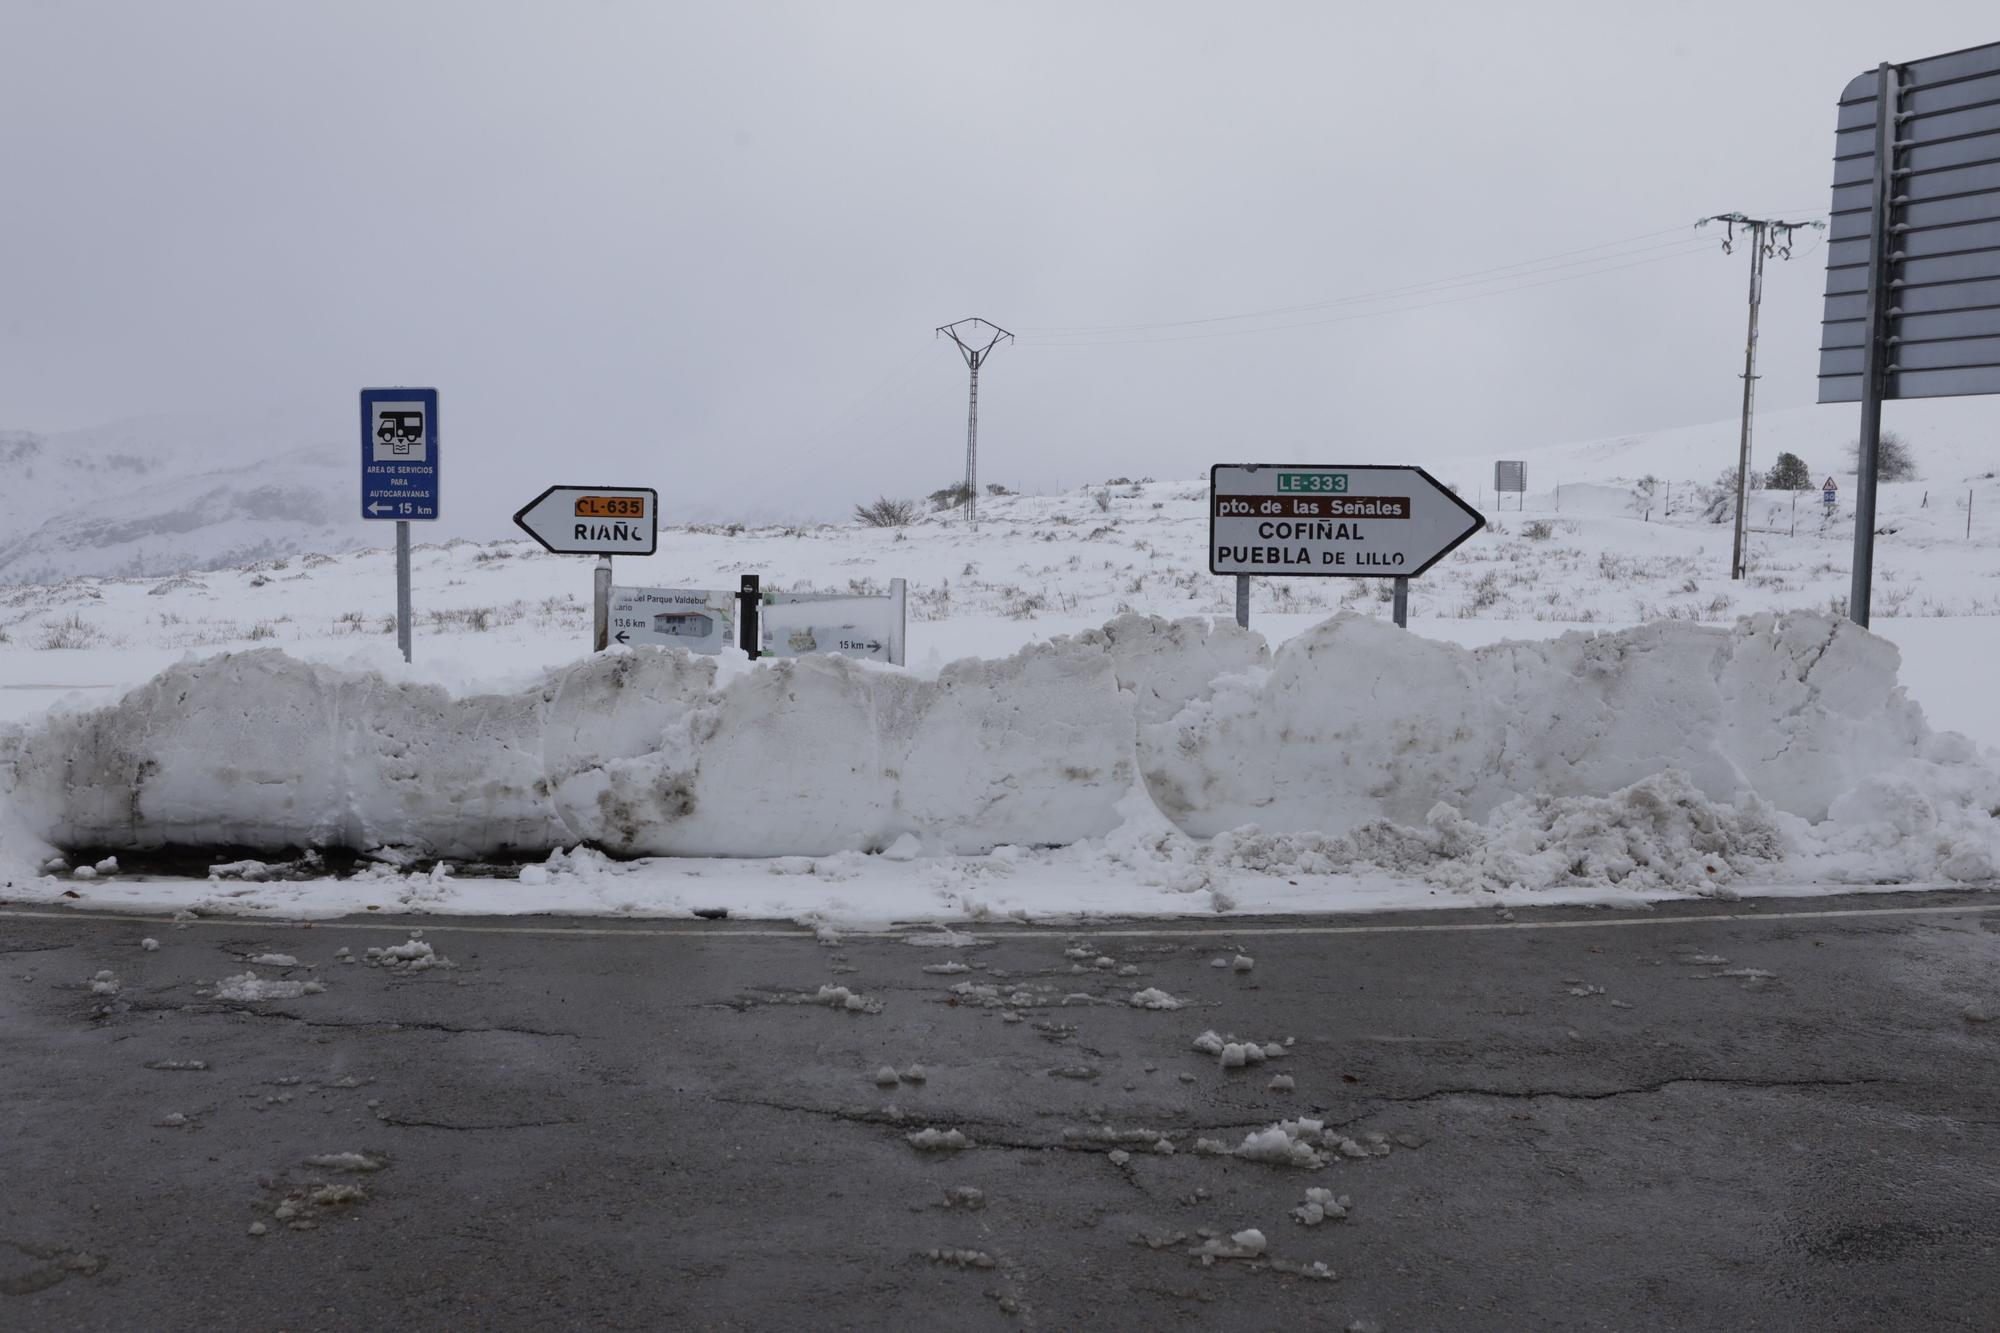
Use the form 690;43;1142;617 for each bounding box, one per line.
593;557;612;652
1392;576;1409;628
738;574;762;659
1234;575;1249;629
395;520;412;664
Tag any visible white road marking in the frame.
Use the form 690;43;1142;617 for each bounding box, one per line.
1;898;1996;940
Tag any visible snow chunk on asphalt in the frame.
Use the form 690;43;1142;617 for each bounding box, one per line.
304;1152;386;1172
1292;1188;1351;1225
814;984;882;1014
366;935;452;972
905;929;981;948
1128;987;1184;1010
906;1127;972;1151
88;970;120;996
140;938;159;952
248;953;301;968
1202;1119;1327;1169
923;1248;995;1269
216;972;324;1002
874;1066;900;1087
1189;1229;1268;1264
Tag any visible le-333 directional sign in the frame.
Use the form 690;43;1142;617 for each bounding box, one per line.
1208;464;1484;577
512;485;659;555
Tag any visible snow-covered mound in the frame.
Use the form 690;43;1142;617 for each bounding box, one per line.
9;639;1136;858
5;612;1997;897
1144;612;1943;834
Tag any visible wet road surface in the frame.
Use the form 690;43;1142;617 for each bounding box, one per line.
4;892;1999;1330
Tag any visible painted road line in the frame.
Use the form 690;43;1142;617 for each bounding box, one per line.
3;898;1997;941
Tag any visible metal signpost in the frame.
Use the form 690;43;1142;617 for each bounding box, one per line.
1819;39;2000;626
511;486;660;651
360;387;439;663
1210;464;1484;630
1494;460;1526;511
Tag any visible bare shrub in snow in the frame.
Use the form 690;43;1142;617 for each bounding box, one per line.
1848;430;1918;481
37;614;103;650
928;482;973;512
854;497;918;528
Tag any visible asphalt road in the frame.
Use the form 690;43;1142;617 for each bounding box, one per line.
4;891;1999;1332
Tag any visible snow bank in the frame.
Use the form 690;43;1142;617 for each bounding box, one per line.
560;637;1133;855
5;612;1997;894
8;639;1133;859
1143;612;1962;834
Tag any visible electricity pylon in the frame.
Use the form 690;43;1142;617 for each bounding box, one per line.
1699;213;1823;579
936;318;1013;526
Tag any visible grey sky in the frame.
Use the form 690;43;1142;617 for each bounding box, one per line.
1;0;1992;530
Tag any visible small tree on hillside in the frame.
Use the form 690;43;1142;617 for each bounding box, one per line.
1766;451;1811;490
1699;467;1762;523
853;497;917;527
1847;430;1918;481
928;482;973;512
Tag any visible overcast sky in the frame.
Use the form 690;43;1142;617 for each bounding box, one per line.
1;1;1993;530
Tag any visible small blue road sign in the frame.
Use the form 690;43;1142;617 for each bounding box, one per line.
360;387;439;520
1823;477;1839;508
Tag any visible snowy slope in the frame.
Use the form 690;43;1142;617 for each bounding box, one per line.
1437;395;1999;504
0;411;361;583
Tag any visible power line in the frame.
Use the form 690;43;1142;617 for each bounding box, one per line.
1020;223;1708;337
1019;242;1716;348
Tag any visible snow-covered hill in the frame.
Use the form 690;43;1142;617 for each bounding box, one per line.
0;411;360;583
4;394;1991;588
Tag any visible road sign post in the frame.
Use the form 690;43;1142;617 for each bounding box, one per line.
1209;464;1484;630
360;387;439;663
1819;40;2000;626
512;485;660;653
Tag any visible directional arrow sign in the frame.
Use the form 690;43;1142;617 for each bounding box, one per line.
512;485;659;556
1208;464;1484;578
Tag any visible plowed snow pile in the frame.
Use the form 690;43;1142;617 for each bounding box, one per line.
4;611;1996;903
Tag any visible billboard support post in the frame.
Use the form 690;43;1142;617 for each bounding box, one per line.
1850;61;1900;627
593;556;612;652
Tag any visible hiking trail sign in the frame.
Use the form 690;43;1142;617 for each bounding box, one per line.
1208;464;1484;578
512;485;659;556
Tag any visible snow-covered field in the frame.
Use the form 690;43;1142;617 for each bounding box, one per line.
3;397;1999;922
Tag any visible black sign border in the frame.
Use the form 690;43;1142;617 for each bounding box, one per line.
512;484;661;556
1207;463;1485;579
